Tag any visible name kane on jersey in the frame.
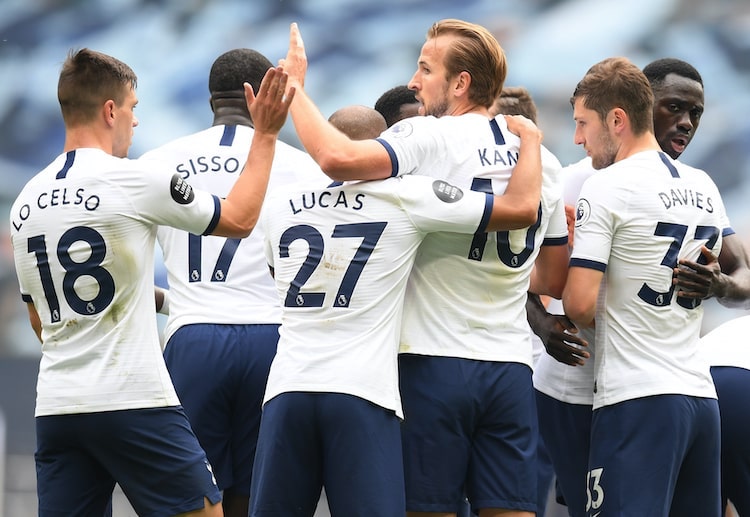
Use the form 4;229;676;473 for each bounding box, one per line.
478;148;518;167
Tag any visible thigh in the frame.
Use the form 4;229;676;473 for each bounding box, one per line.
319;393;405;517
467;361;537;514
35;415;115;517
712;366;750;515
588;395;716;517
669;396;721;517
250;393;322;517
399;354;473;513
164;323;279;493
39;408;221;516
93;407;221;515
535;390;592;517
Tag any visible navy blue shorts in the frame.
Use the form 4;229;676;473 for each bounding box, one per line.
711;366;750;516
250;392;404;517
399;354;537;514
588;394;721;517
35;407;221;516
164;322;279;495
535;389;592;517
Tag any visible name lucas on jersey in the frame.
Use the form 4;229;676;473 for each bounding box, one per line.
658;187;714;212
288;190;365;214
12;187;100;231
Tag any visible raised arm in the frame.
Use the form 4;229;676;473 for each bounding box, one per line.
280;22;392;181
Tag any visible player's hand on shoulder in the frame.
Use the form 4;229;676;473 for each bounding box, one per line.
246;66;296;135
503;114;542;143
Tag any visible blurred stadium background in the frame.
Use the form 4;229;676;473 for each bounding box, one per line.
1;0;749;514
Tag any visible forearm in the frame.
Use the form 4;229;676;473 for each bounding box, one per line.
526;292;550;342
290;88;390;181
714;269;750;309
501;128;542;226
716;235;750;308
219;131;277;237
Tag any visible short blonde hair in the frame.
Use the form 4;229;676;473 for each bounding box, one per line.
427;19;507;109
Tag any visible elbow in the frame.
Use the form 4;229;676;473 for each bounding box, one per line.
315;148;352;181
562;298;593;328
232;219;256;239
546;280;566;300
521;205;540;227
507;204;540;230
217;216;258;239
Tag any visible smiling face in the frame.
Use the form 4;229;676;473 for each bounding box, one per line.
651;73;704;159
573;97;619;170
408;35;455;117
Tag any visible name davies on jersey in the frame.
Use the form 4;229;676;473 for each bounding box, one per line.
176;155;241;178
657;187;714;213
12;187;100;231
288;190;366;214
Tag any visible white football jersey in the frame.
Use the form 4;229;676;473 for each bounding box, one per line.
572;150;727;409
534;157;597;405
260;176;494;417
141;125;329;343
10;148;219;416
377;114;567;365
700;315;750;371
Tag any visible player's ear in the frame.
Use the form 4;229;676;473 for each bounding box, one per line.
103;99;116;127
454;71;471;98
610;107;626;132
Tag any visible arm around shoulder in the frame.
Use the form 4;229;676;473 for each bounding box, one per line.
485;114;542;231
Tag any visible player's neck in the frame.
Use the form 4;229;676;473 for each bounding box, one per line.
63;127;113;155
212;112;254;127
448;99;490;118
615;132;661;163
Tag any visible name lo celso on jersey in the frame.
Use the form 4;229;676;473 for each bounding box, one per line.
11;187;101;232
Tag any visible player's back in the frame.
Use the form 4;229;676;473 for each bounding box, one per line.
385;114;565;364
142;125;328;340
9;148;216;415
260;175;493;417
574;150;724;408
